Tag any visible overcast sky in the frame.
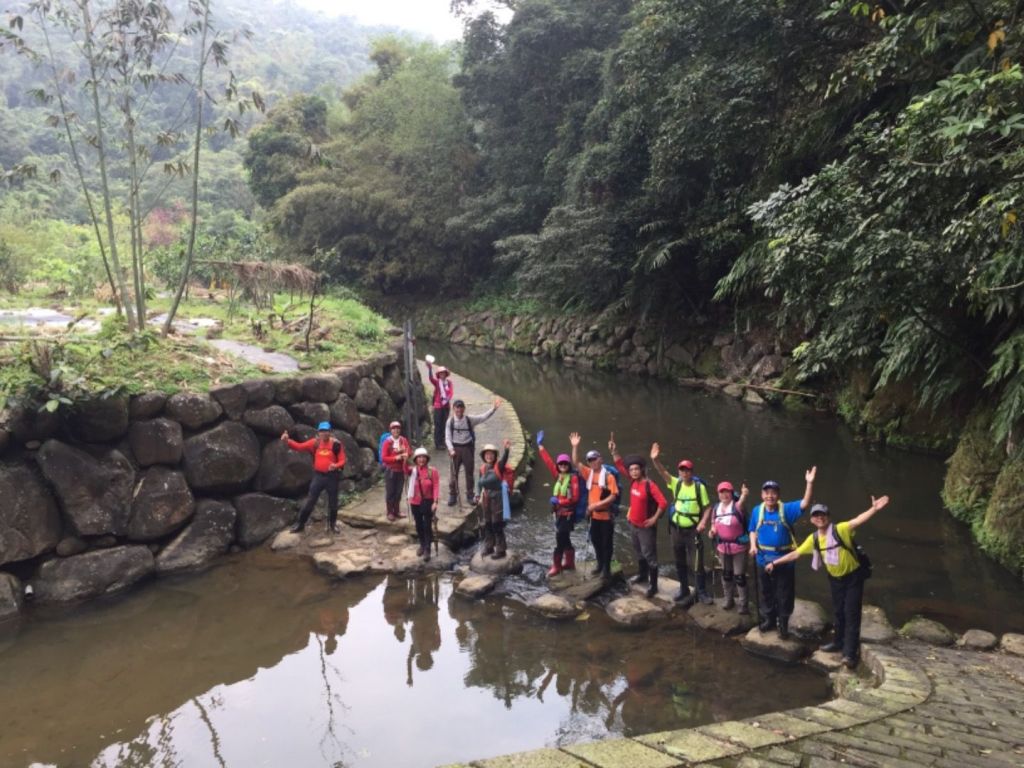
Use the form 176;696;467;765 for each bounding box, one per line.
293;0;466;42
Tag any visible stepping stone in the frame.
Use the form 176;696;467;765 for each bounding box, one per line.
312;550;372;578
456;574;496;598
740;627;811;664
790;598;830;640
385;534;411;546
958;628;998;651
1000;632;1024;656
808;649;844;672
629;575;681;606
688;602;755;636
469;551;524;576
899;615;955;646
270;530;301;551
548;562;621;600
606;595;667;628
308;536;333;549
389;544;456;574
860;604;896;644
529;594;580;620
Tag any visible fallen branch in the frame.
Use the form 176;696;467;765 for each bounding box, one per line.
743;382;819;398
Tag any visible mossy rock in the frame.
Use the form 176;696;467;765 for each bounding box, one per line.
942;407;1002;526
981;452;1024;576
694;346;721;378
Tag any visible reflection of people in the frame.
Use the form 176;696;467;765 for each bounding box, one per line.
282;421;345;534
406;577;441;686
318;605;350;656
382;576;412;642
767;495;888;668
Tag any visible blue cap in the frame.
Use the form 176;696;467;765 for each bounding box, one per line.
317;421;332;431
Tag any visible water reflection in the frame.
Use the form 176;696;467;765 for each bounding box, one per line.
0;552;824;768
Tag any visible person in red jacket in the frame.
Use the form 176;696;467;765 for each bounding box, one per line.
406;447;440;560
426;360;454;449
381;420;411;521
611;441;668;599
281;421;346;534
536;431;581;577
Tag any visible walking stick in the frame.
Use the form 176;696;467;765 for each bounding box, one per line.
432;513;439;556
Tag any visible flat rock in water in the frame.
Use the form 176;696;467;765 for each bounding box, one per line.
155;499;236;575
529;594;580;620
1000;632;1024;656
308;536;333;549
606;595;667;628
32;545;154;602
790;598;830;640
313;550;373;578
860;604;896;644
388;544;456;574
469;551;524;576
271;530;302;551
740;627;810;664
688;602;755;636
548;563;621;600
629;574;681;606
808;649;844;673
900;616;955;646
456;575;497;598
385;534;412;546
958;629;998;651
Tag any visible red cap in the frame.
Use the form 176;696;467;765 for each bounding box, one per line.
677;460;694;470
717;481;734;493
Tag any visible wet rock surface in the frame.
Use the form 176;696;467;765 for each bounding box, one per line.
789;598;830;640
607;595;668;627
456;574;497;598
529;593;580;619
860;604;897;644
469;551;524;575
32;545;154;602
739;627;811;663
957;628;998;651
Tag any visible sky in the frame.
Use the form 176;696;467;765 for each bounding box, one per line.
292;0;467;42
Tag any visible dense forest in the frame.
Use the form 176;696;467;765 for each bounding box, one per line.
2;1;1024;567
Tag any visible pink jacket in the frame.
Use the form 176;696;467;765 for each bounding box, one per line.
428;366;453;409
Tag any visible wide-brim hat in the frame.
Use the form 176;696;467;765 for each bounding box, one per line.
413;447;430;461
436;366;449;377
479;443;498;460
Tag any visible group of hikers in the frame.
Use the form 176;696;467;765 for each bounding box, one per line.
282;359;889;671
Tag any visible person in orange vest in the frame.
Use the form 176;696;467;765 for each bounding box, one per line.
381;420;411;521
569;432;620;580
281;421;345;534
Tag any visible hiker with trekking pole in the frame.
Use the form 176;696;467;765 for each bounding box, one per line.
704;480;751;613
445;397;502;508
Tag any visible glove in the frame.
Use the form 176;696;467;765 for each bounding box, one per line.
536;429;545;447
549;495;559;506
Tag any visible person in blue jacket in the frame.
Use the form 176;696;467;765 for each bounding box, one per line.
748;466;817;639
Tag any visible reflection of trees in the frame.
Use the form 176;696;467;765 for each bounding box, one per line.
192;695;226;768
314;633;353;768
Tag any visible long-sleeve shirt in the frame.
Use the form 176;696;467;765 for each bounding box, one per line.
539;446;580;516
287;437;345;473
381;435;410;473
614;458;667;527
477;447;511;493
427;365;454;410
407;465;440;505
445;405;497;451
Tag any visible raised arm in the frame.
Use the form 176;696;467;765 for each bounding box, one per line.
848;495;889;530
799;465;817;510
537;444;558;478
469;398;502;424
427;363;437;386
570;432;586;473
650;442;673;484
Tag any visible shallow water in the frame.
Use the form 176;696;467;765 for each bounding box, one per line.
428;343;1024;634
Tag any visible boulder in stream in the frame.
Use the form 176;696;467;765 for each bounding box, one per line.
0;572;22;621
958;629;998;651
860;604;896;644
234;493;296;548
529;594;580;620
313;550;374;578
155;499;237;574
32;545;154;602
999;633;1024;656
469;551;524;576
789;598;830;640
899;616;955;646
688;602;755;636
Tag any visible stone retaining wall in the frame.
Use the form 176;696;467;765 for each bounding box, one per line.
0;342;427;618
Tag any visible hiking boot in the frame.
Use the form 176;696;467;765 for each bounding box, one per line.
678;592;696;609
778;616;791;640
591;561;604;577
630;559;649;585
289;524;305;534
737;584;749;615
424;550;431;562
331;523;341;534
644;567;659;599
698;590;713;605
759;616;776;633
447;494;457;507
820;641;842;653
416;546;425;557
600;565;612;581
842;656;858;669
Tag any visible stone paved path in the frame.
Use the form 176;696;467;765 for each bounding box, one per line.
442;640;1024;767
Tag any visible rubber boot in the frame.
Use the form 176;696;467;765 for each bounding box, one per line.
491;523;507;559
696;570;713;605
721;575;735;610
447;493;457;507
630;559;649;585
480;523;495;556
759;612;777;633
548;550;562;577
563;547;576;571
674;558;691;604
737;583;749;615
645;567;659;599
778;615;791;640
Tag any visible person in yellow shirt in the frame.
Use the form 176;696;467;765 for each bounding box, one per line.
765;495;889;669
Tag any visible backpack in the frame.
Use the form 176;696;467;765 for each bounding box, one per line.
571;472;588;523
751;503;797;552
813;528;873;579
378;433;405;467
712;501;749;545
671;476;711;527
586;463;622;517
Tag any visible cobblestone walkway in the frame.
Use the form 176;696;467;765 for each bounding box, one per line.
443;640;1024;768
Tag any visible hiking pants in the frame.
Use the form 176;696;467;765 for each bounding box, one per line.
412;501;434;551
829;568;865;660
297;471;339;529
554;515;574;558
759;560;795;622
432;405;450;449
478;489;506;555
384;468;405;518
630;524;658;568
449;443;475;499
670;525;707;592
589;518;614;570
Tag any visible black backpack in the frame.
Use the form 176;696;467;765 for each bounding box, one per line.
813;528;873;579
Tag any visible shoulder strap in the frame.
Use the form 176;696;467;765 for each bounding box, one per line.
332;438;342;456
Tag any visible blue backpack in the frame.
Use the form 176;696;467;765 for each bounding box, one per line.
377;432;391;467
570;471;588;523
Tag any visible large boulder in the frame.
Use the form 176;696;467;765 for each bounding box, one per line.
334;367;360;398
182;422;260;494
209;383;248;420
337;432;362;478
301;374;342;403
1000;633;1024;656
376;395;400;427
128;391;167;419
469;551;524;575
128;418;183;467
456;574;496;598
355;377;385;412
382;365;406;405
36;441;134;537
155;499;236;574
688;602;755;636
0;463;62;566
127;467;195;541
288;401;330;427
8;405;59;444
981;452;1024;576
234;493;296;547
958;629;998;651
355;414;386;448
242;405;294;436
329;395;360;435
272;377;302;405
900;616;955;646
32;545;154;602
240;379;275;409
166;392;223;430
65;395;130;442
0;572;21;621
255;441;312;497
